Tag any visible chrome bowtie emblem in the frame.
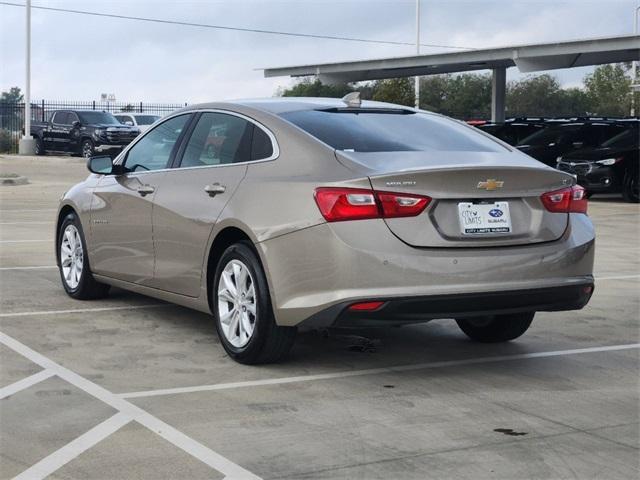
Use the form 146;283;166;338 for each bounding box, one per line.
477;179;504;191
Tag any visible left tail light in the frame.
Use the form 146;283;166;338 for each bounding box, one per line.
540;185;588;214
314;187;431;222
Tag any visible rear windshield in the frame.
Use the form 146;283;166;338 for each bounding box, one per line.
280;109;506;153
518;124;581;147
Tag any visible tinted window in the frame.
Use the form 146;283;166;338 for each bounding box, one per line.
115;115;132;124
77;111;121;125
124;114;190;172
53;112;69;124
251;126;274;160
281;109;505;153
588;124;628;146
518;124;582;147
134;115;160;125
179;112;252;168
602;127;639;149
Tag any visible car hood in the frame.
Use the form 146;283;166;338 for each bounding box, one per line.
88;124;138;130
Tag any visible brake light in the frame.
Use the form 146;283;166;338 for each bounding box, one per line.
314;187;431;222
540;185;587;214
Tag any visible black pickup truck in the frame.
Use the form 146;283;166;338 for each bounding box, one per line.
31;110;140;158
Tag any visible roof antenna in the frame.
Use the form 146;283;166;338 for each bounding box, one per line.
341;92;361;108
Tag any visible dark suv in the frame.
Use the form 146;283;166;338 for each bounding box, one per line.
477;118;548;146
31;110;140;158
516;120;629;167
557;121;639;202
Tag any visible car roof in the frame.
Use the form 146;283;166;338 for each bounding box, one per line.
181;97;418;115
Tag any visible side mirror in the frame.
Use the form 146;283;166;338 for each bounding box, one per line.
72;121;81;129
124;120;134;126
87;155;114;175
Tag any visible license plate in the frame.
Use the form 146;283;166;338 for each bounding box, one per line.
458;201;512;235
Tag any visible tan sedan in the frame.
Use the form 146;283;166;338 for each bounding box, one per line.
56;96;595;364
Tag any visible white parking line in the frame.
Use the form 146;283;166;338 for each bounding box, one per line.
0;239;50;243
120;343;640;399
13;412;132;480
0;332;262;480
0;265;57;271
0;304;166;318
0;221;54;225
0;369;55;399
596;274;640;281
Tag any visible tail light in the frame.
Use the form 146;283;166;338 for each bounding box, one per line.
314;187;431;222
541;185;587;214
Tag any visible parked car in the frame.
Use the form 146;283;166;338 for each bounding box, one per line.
56;97;594;364
557;121;639;202
477;118;548;146
31;110;140;157
114;113;161;133
516;119;629;167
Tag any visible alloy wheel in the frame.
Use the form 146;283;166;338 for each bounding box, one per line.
217;259;257;348
82;142;93;158
60;224;83;289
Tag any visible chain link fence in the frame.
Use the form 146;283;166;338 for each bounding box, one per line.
0;100;187;153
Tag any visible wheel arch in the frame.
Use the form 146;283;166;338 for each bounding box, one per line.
205;225;268;313
55;204;78;266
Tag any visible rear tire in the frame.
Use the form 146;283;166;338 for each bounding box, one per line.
455;312;534;343
57;212;110;300
213;241;296;364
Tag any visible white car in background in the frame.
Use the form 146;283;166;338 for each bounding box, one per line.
114;113;161;132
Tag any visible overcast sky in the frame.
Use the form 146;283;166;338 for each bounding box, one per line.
1;0;638;103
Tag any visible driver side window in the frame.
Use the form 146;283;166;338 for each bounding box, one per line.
124;114;189;172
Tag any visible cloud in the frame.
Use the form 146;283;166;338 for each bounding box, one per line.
1;0;636;102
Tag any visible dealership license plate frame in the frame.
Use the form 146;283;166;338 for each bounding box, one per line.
458;201;512;235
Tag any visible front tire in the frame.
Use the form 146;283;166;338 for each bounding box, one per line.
34;137;45;156
81;139;95;158
57;213;110;299
455;312;534;343
622;171;639;203
213;242;296;364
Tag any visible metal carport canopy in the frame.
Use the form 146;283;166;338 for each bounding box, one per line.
263;34;640;121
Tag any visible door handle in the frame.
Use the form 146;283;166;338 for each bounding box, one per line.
137;185;155;197
204;184;226;197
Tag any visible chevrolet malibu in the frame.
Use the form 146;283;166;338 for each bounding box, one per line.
56;96;595;364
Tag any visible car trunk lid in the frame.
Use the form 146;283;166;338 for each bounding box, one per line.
336;150;574;248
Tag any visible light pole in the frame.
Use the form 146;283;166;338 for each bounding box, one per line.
18;0;36;155
414;0;420;109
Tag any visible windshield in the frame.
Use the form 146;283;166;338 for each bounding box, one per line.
601;127;639;149
77;111;121;125
518;124;581;147
134;115;161;125
281;109;506;153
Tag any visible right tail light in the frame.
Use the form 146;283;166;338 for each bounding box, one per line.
541;185;588;214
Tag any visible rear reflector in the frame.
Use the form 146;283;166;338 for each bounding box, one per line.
348;301;385;311
314;187;431;222
540;185;588;214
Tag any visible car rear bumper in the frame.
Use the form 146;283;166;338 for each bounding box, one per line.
258;213;595;327
301;283;594;328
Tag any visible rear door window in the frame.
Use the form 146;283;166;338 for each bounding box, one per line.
179;112;253;168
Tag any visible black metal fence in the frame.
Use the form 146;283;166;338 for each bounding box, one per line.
0;100;187;153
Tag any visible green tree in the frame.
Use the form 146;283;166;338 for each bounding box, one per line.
278;78;355;98
371;77;415;106
0;87;23;104
584;64;633;116
507;74;565;117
